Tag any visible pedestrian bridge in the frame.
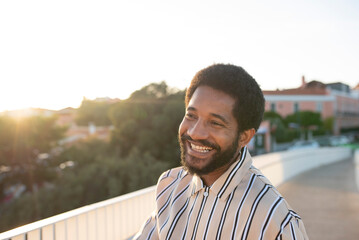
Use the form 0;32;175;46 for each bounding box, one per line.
0;147;357;240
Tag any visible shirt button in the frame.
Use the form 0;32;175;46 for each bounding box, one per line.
204;192;208;197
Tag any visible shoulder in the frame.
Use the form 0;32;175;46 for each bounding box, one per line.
155;167;191;199
158;166;187;182
237;165;298;219
244;166;303;237
247;165;283;197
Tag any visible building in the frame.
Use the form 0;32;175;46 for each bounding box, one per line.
55;107;113;145
263;77;359;135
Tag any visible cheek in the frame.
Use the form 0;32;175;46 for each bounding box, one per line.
216;132;238;149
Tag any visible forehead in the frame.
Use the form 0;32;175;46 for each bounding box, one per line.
187;86;236;119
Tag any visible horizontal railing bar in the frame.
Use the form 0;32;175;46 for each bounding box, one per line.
0;185;156;239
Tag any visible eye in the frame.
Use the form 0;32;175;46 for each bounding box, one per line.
185;112;196;120
210;121;224;127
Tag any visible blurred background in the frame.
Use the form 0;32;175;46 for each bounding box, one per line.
1;0;359;237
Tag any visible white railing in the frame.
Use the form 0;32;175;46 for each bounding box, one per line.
0;186;156;240
0;147;353;240
354;149;359;192
253;147;352;187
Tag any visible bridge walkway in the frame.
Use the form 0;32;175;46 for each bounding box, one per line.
278;158;359;240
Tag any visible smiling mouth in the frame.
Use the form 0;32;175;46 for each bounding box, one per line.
190;143;214;153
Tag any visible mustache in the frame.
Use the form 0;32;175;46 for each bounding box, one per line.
180;134;219;150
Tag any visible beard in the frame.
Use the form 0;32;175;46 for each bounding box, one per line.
179;133;240;176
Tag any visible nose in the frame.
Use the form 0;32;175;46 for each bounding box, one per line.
187;120;209;140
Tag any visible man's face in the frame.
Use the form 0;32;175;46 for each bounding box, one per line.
179;86;241;176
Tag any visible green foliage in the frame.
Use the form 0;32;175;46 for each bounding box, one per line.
275;129;301;143
263;111;292;143
313;128;327;136
263;111;327;143
109;83;185;167
0;81;186;232
0;115;66;166
263;111;283;122
0;140;169;232
129;81;170;99
285;111;327;140
284;111;323;128
0;115;16;165
75;98;114;126
323;117;334;134
0;192;41;230
0;115;66;192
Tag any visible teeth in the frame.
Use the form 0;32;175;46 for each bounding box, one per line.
190;143;213;153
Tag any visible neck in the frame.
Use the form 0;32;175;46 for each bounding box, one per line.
199;151;241;186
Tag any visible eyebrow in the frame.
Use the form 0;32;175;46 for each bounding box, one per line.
211;113;230;125
186;106;230;125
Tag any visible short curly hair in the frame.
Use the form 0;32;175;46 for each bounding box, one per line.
185;64;265;133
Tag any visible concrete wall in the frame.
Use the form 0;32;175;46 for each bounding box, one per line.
253;147;352;187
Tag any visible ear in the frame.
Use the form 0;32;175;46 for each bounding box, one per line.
238;128;256;148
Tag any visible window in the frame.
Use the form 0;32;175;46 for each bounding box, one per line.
316;102;323;112
294;102;299;112
271;103;276;112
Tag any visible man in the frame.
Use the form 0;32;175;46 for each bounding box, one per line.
134;64;308;239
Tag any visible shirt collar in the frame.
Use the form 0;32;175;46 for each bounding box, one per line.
190;146;252;200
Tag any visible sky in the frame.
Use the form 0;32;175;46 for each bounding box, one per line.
1;0;359;112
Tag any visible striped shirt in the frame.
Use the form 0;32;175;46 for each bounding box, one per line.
134;147;308;240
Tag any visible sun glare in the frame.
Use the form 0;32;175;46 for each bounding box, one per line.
1;1;358;113
0;81;147;113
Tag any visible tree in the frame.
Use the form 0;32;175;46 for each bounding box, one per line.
0;116;16;165
263;111;291;143
129;81;170;100
0;115;66;192
284;111;323;128
323;117;334;134
263;111;284;122
284;111;324;140
0;81;186;232
109;82;185;166
75;98;115;126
